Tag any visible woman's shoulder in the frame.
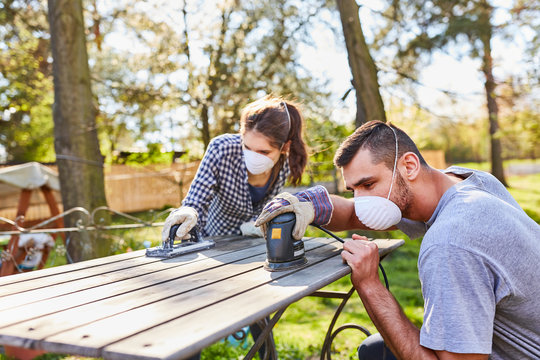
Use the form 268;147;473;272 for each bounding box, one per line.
208;133;241;150
205;134;242;161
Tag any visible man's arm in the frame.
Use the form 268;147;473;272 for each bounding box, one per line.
342;235;488;360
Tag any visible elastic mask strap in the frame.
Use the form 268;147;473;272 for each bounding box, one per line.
387;126;398;200
281;101;291;136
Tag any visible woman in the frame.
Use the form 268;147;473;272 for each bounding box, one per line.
162;95;308;241
162;95;307;359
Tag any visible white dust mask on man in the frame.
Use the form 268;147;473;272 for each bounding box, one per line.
353;126;402;230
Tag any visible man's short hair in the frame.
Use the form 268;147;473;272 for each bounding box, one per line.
334;120;428;170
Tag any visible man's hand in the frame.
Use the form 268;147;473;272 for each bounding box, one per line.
161;206;198;242
341;234;381;288
255;192;314;240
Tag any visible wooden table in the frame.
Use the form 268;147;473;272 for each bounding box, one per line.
0;235;404;360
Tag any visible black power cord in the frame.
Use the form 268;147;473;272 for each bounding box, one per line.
311;224;390;290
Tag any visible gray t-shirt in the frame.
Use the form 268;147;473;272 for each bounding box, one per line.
398;166;540;358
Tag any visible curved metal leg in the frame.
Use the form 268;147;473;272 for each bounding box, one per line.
244;306;287;360
324;323;371;360
318;286;371;360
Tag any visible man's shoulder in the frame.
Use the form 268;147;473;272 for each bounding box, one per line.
442;166;520;209
444;166;512;193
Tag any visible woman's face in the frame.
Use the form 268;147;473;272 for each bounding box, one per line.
242;129;284;165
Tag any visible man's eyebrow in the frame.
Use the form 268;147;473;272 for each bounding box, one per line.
346;176;375;191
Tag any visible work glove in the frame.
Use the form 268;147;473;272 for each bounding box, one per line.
162;206;198;242
240;221;264;238
255;185;333;240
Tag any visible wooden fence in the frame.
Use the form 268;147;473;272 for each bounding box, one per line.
104;162;199;213
0;162;200;224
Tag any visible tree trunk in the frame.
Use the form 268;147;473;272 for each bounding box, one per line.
200;103;211;150
48;0;111;262
336;0;386;127
480;1;507;186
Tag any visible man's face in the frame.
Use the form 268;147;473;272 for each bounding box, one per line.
342;148;413;216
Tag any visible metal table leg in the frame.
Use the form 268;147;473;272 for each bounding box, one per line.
243;306;288;360
311;286;371;360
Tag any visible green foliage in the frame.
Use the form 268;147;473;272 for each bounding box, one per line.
113;143;173;165
302;115;354;185
499;108;540;160
375;0;538;169
388;97;538;164
507;173;540;222
0;0;54;163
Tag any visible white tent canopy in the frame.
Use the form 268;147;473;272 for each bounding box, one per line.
0;162;62;219
0;162;60;197
0;162;60;195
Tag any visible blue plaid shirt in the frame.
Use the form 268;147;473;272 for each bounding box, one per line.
182;134;290;237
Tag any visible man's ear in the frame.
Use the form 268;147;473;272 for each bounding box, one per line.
401;152;420;180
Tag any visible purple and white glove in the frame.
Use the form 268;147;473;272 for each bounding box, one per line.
254;185;334;240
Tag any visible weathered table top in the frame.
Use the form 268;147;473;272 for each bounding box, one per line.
0;235;404;360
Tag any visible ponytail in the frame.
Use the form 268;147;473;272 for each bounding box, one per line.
283;102;307;185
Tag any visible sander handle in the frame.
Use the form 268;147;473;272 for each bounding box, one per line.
167;224;201;248
167;224;181;248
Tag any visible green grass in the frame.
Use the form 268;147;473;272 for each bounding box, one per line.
507;173;540;223
3;167;538;360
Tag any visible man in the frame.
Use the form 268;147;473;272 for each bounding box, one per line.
255;120;540;359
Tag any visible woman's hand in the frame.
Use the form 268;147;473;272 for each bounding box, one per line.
161;206;198;242
240;221;264;237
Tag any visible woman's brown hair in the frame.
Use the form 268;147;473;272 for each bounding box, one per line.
240;95;308;185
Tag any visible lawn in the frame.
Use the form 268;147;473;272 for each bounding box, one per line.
1;167;538;360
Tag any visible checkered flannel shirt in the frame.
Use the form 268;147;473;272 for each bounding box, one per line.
182;133;290;237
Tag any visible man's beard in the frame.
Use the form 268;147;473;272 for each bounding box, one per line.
392;169;413;218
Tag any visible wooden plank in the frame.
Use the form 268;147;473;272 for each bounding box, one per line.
0;238;274;311
373;238;405;258
47;241;345;358
98;239;403;360
0;233;250;289
102;248;352;360
0;238;332;327
0;236;264;296
0;250;145;288
0;239;343;357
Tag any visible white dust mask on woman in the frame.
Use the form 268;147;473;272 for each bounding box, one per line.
353;126;402;230
243;149;275;175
